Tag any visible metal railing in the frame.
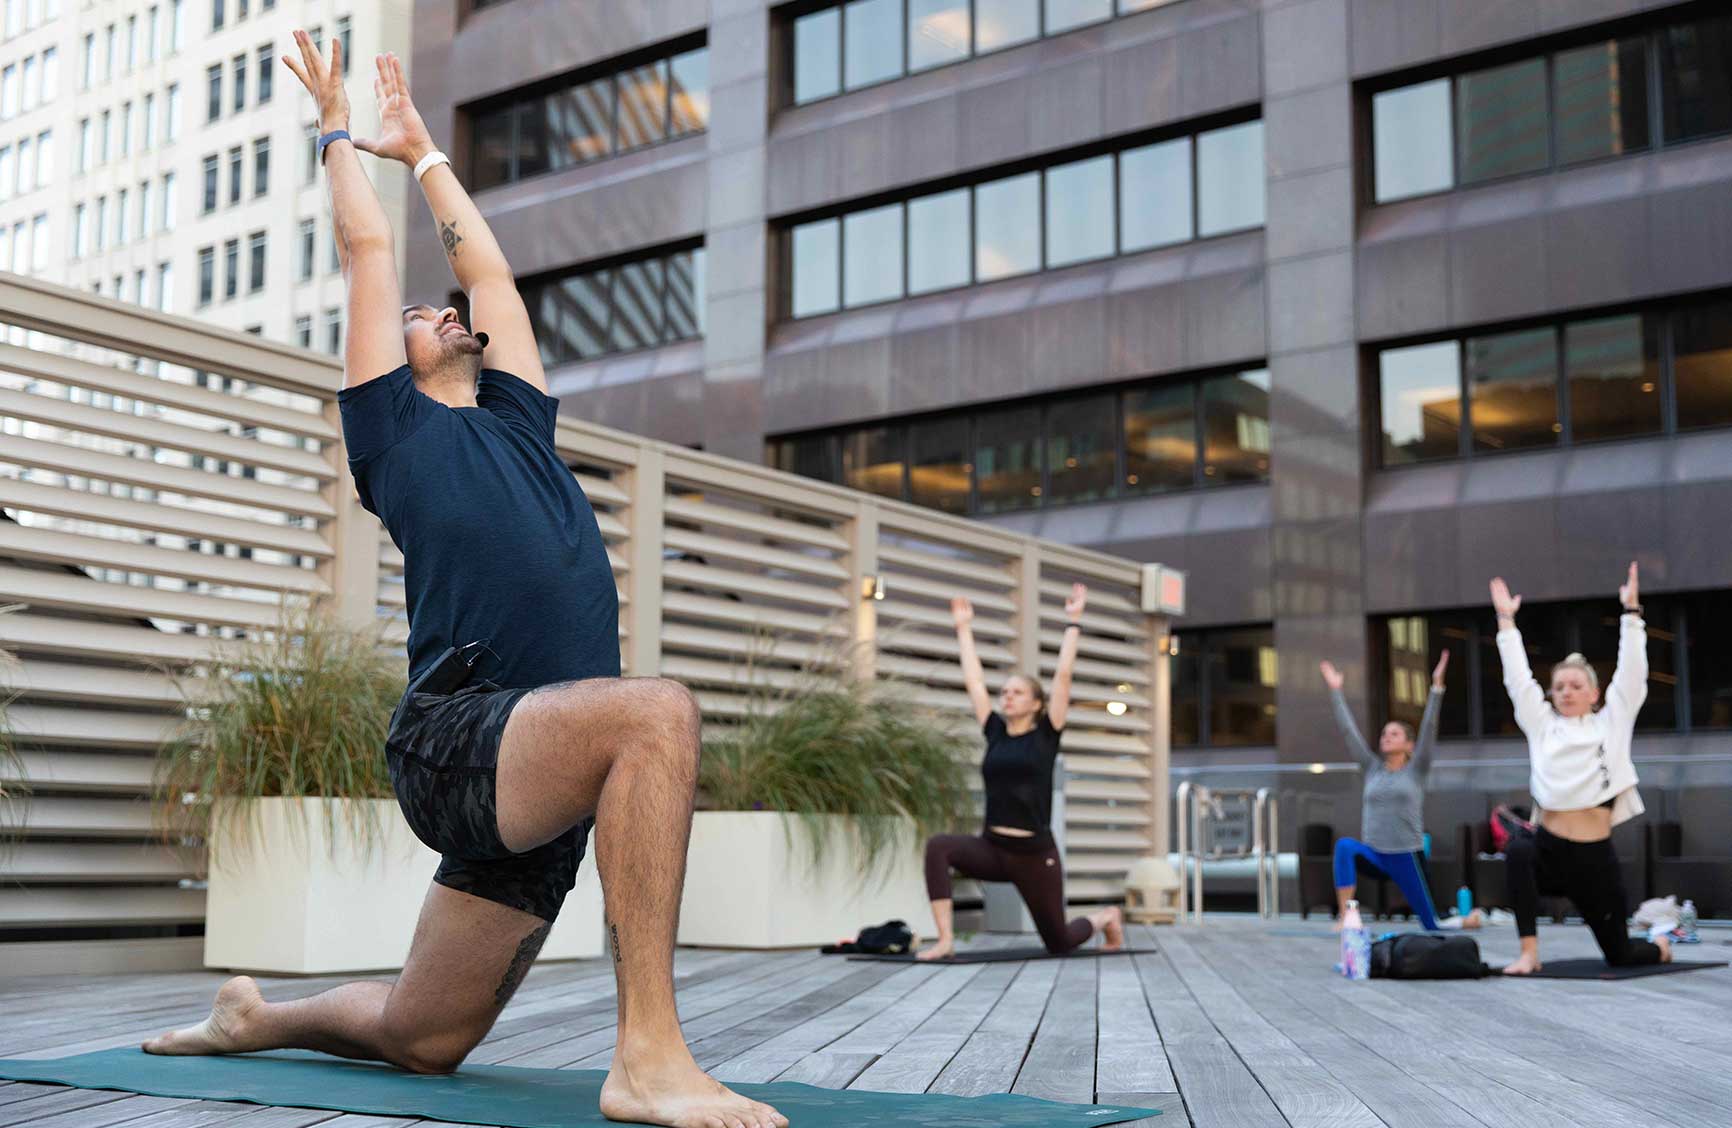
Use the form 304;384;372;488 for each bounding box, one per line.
1174;782;1280;922
0;272;1180;939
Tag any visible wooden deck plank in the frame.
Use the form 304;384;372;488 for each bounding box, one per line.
0;1087;135;1127
770;1052;879;1088
1010;957;1097;1104
1095;948;1177;1096
927;960;1061;1097
847;961;1019;1093
710;965;942;1083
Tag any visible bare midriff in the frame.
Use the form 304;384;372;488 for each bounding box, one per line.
1540;806;1614;842
989;825;1035;837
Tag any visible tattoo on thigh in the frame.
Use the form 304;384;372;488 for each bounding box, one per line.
440;219;464;260
493;922;552;1008
609;922;622;965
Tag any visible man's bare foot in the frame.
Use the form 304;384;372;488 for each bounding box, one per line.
915;939;954;962
1462;908;1484;931
1656;934;1673;963
143;976;265;1055
1501;951;1542;975
601;1047;786;1128
1099;906;1125;951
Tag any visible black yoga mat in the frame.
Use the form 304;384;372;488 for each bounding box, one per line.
848;945;1156;964
1519;958;1727;980
0;1048;1157;1128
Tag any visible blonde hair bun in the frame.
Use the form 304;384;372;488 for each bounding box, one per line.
1552;652;1599;692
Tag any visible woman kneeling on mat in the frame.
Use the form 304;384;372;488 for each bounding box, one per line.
917;583;1125;961
1319;652;1481;932
1492;563;1671;975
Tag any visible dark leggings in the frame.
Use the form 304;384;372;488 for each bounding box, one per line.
1507;825;1661;966
924;830;1093;955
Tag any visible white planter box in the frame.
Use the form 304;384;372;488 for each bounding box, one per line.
677;811;931;949
204;797;604;974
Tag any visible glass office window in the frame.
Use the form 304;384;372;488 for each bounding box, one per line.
665;247;703;340
616;60;668;150
974;404;1043;512
1659;13;1732;144
974;172;1040;281
197;246;214;304
547;79;612;168
907;188;970;294
1466;328;1559;453
610;258;665;352
1196;120;1264;235
844;0;903;90
473;105;514;188
1456;58;1549;184
1207;627;1277;746
1564;314;1662;441
1044;154;1113;268
668;48;710;134
1169;638;1201;747
1380;340;1462;464
1045;394;1116;504
1673;297;1732;430
773;434;837;482
843;203;904;307
909;0;968;72
1478;605;1567;737
790;218;841;317
1123;382;1195;492
556;270;611;361
1686;591;1732;729
1580;603;1678;731
1119;136;1192;251
1045;0;1111;35
1200;368;1270;484
909;416;971;513
793;8;841;103
1554;37;1650;166
842;427;904;498
975;0;1039;53
1372;79;1453;202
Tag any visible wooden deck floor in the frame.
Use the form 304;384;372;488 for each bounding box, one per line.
2;919;1730;1127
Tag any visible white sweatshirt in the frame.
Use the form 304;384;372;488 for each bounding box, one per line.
1495;613;1647;826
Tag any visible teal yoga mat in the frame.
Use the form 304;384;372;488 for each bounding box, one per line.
0;1048;1158;1127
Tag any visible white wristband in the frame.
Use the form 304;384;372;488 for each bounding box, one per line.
413;150;451;182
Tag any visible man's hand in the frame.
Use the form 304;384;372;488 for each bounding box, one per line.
282;29;350;134
354;52;436;167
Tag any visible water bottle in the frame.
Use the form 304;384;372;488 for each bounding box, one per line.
1456;885;1473;919
1679;899;1698;942
1340;900;1370;980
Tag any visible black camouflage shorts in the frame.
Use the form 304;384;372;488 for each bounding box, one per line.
385;680;593;923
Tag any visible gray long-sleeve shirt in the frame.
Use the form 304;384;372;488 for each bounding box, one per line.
1331;686;1442;854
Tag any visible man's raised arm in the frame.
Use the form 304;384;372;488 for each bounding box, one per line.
283;31;406;390
352;53;546;394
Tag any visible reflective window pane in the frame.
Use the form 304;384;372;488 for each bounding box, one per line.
843;202;904;307
909;0;969;72
1580;603;1677;732
616;60;668;150
546;79;612;169
669;48;710;135
1201;368;1270;485
1554;37;1649;166
1456;58;1549;184
1123;382;1195;493
473;105;513;189
1120;136;1192;251
513;100;549;179
1169;639;1200;747
909;416;971;513
1373;79;1453;202
1673;298;1732;430
1207;627;1277;746
842;427;905;499
975;0;1038;53
974;172;1040;281
557;270;610;361
1380;340;1462;464
1044;154;1113;268
907;189;971;294
1466;327;1559;453
844;0;903;90
1045;0;1111;35
1660;14;1732;144
773;434;836;482
790;218;840;317
1564;314;1662;442
1045;395;1116;505
533;282;561;367
1478;604;1566;737
665;249;702;341
975;404;1043;513
793;8;841;104
1196;120;1264;236
1686;591;1732;729
610;258;665;351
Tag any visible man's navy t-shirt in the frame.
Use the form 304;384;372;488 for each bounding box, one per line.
337;364;619;690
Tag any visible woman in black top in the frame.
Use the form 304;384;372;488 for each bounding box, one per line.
917;583;1125;960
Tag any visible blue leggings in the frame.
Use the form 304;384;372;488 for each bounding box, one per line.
1333;837;1440;930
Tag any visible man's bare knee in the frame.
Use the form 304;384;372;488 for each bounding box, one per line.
391;1025;482;1075
635;678;701;757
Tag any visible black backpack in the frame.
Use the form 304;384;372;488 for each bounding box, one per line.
820;919;915;955
1369;933;1492;979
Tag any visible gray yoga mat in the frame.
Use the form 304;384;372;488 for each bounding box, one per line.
847;945;1156;964
1520;958;1727;980
0;1048;1158;1127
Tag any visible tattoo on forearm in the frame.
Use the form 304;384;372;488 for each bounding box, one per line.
493;922;552;1007
440;218;464;260
609;922;622;965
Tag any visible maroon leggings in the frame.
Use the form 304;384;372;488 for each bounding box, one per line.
924;829;1093;954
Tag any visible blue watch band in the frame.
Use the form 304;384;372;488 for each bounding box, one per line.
317;129;352;165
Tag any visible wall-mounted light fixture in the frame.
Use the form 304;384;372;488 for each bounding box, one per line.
1163;635;1180;657
861;574;886;602
1106;700;1129;717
